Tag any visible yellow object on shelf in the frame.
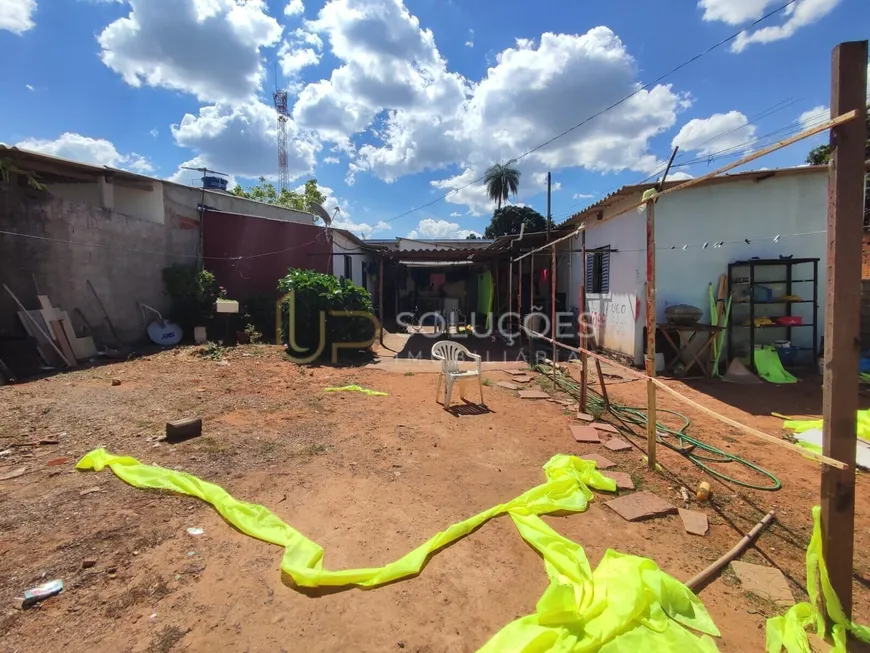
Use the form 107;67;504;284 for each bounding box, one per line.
77;449;722;652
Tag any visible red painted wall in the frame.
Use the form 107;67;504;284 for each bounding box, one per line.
202;210;332;298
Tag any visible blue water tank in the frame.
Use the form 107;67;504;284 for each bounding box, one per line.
202;176;228;191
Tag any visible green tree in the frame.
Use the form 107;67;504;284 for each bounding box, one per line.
484;163;521;209
465;233;481;240
805;105;870;165
232;178;326;217
484;205;552;239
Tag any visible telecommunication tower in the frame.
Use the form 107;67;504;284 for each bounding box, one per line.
273;89;289;191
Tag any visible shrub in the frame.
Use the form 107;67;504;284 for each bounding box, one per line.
277;268;374;358
162;265;219;333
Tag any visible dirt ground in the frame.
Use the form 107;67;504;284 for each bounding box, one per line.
1;345;868;653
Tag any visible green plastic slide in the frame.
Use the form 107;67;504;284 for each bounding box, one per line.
754;346;797;384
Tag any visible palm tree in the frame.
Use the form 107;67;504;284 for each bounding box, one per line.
484;163;520;209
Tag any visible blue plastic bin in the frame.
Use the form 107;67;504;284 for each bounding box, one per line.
776;346;798;366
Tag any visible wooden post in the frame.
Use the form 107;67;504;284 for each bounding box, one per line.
579;230;588;412
378;257;385;346
551;246;557;385
517;255;522;346
645;199;658;470
508;258;513;336
821;39;867;622
528;251;535;366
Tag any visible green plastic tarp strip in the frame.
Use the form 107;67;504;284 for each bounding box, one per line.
77;449;721;651
783;409;870;443
323;385;388;396
766;506;870;652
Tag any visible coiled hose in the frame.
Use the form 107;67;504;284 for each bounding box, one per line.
534;364;782;491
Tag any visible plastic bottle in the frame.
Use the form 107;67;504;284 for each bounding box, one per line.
696;481;711;501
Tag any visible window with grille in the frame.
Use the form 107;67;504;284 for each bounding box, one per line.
343;255;353;282
586;247;611;294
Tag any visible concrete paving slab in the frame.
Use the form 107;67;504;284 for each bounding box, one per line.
605;491;677;521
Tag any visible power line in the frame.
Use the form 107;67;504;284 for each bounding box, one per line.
380;0;799;225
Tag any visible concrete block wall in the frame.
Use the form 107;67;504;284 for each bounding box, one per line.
0;188;199;346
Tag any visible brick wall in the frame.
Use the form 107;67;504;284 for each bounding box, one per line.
0;188;199;344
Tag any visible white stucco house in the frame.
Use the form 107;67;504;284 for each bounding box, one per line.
557;166;830;366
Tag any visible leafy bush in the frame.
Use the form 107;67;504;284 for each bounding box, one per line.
243;293;278;341
162;265;219;333
277;268;374;358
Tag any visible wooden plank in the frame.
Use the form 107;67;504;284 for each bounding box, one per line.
821;39;868;622
556;110;860;237
5;284;72;367
49;321;77;367
524;325;848;469
645;199;658;471
59;312;96;359
579;230;588;412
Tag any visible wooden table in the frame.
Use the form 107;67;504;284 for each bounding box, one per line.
657;323;724;378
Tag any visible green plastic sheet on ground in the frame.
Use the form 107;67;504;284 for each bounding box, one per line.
754;346;797;384
783;410;870;443
323;385;387;396
766;506;870;652
77;449;721;651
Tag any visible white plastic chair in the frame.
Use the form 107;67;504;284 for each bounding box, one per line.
432;340;484;408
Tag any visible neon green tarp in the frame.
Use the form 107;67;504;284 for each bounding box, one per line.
478;270;494;330
766;506;870;652
77;449;720;651
754;346;797;384
323;385;387;396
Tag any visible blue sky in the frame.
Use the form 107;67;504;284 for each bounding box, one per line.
1;0;867;238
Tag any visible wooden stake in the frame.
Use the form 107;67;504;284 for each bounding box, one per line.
686;511;776;593
594;358;609;408
378;257;385;346
551;246;557;386
528;250;535;366
579;230;588;412
821;39;867;622
645;199;658;471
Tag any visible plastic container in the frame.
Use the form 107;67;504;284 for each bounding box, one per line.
775;316;803;326
776;346;798;367
753;285;774;302
696;482;711;501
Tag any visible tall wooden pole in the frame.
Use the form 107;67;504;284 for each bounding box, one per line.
551;245;557;385
517;256;522;347
579;230;588;412
378;257;385;346
645;199;658;470
529;251;535;365
821;39;867;621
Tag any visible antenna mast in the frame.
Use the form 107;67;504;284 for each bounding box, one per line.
273;89;289;191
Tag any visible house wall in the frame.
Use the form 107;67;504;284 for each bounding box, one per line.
560;193;646;364
0;188;199;345
45;182;101;207
163;183;314;225
332;231;374;292
114;183;164;224
560;171;828;365
654;172;827;354
202;209;331;301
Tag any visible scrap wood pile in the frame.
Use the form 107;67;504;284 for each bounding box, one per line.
1;283;101;381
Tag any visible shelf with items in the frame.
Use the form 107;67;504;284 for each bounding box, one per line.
727;257;819;373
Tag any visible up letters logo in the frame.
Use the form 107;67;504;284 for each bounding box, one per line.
276;291;381;364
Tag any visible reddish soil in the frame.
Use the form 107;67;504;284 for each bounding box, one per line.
0;345;868;652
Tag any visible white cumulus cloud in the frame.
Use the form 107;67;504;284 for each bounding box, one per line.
672;111;756;157
407;218;479;239
170;100;319;181
16;132;155;174
798;105;829;130
698;0;842;53
0;0;35;34
97;0;282;103
285;0;304;16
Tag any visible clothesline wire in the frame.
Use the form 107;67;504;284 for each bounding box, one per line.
377;0;799;225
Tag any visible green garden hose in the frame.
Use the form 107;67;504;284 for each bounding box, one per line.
535;364;782;491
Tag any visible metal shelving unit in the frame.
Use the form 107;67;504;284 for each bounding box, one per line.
727;258;819;371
